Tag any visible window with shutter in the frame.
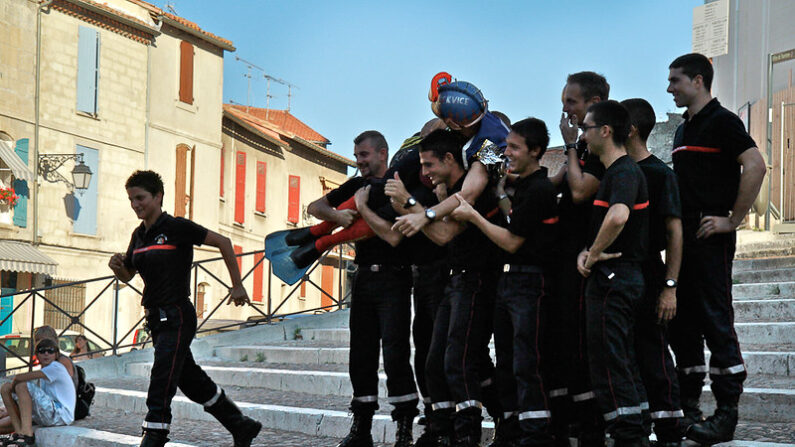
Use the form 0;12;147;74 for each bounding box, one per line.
13;139;29;228
287;175;300;224
234;244;243;273
234;152;246;224
179;41;194;104
253;252;264;302
76;26;100;115
255;161;266;213
175;145;188;217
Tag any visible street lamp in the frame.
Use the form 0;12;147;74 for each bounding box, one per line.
37;153;93;191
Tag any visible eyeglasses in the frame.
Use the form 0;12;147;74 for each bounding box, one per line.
36;348;57;355
580;124;602;131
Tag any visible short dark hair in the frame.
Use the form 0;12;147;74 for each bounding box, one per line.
620;98;656;142
567;71;610;101
36;338;59;356
419;129;463;168
511;118;549;160
491;110;511;127
586;100;631;146
354;130;388;155
669;53;713;91
125;170;164;198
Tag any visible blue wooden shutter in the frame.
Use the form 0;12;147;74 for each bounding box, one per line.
12;139;29;228
76;26;99;114
72;146;98;235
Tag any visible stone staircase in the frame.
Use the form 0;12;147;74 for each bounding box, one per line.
30;254;795;446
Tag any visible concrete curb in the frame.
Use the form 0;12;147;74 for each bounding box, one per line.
734;256;795;272
735;322;795;345
733;281;795;300
733;268;795;284
35;426;195;447
733;299;795;322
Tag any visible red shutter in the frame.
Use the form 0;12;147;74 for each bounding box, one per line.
235;151;246;224
220;145;225;198
234;244;243;273
321;265;334;309
175;145;188;217
288;175;300;224
256;161;267;213
253;252;264;302
179;41;194;104
300;280;306;298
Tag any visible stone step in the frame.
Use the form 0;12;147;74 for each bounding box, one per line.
216;346;795;377
733;298;795;322
732;281;795;300
733;256;795;272
733;267;795;284
35;426;194;447
735;322;795;345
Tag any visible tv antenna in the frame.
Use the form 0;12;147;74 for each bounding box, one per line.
235;56;265;112
164;3;178;14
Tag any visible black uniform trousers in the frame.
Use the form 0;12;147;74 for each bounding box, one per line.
494;269;553;446
444;268;499;436
349;266;419;419
144;300;220;431
412;260;449;412
634;257;683;441
669;224;746;406
585;262;646;441
552;258;600;432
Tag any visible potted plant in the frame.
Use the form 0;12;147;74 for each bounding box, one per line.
0;186;19;207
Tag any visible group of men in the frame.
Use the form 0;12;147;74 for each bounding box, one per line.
292;53;765;447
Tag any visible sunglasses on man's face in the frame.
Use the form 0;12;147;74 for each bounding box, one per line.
36;348;57;355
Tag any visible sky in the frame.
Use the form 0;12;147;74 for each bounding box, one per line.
152;0;704;164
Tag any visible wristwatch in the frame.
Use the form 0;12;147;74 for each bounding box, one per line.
404;196;417;209
424;208;437;221
664;279;678;288
564;142;578;155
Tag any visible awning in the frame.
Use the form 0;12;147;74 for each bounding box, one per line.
0;241;57;275
0;141;34;182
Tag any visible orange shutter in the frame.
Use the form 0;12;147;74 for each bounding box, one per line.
256;161;266;213
179;41;194;104
321;265;334;309
300;280;306;298
253;252;264;302
235;152;246;224
288;175;300;224
234;244;243;273
175;145;188;217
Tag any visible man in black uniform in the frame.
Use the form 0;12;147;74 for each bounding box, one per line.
665;53;766;445
452;118;560;447
621;98;685;446
307;131;418;447
109;171;261;447
548;72;610;446
576;100;649;447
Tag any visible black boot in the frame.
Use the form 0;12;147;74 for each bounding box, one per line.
613;438;650;447
686;404;738;445
650;441;681;447
285;227;317;246
290;242;321;268
394;415;414;447
139;430;169;447
680;397;704;430
204;390;263;447
488;416;519;447
337;413;375;447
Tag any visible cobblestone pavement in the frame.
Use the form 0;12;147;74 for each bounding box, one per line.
733;421;795;444
74;407;390;447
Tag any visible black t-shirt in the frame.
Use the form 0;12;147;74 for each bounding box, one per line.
672;98;756;216
447;176;500;269
124;213;208;308
557;140;606;255
637;155;681;254
400;182;447;265
504;168;559;267
587;155;649;263
326;177;406;265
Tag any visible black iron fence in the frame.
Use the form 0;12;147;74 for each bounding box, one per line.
0;244;353;375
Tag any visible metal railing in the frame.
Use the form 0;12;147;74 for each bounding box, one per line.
0;244;353;375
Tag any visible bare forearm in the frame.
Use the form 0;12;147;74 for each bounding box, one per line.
307;198;341;223
206;231;243;287
422;219;463;246
358;202;402;247
730;157;766;226
468;212;523;253
589;206;628;257
664;217;683;280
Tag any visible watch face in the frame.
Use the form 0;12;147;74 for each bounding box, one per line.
425;209;436;220
665;279;677;288
408;197;416;206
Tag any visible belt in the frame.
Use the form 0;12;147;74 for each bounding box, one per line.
502;264;543;273
360;264;406;272
682;210;729;220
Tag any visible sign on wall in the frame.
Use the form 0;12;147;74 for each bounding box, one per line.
692;0;730;58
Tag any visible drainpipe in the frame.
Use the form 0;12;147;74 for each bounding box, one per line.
145;43;151;168
33;0;54;246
